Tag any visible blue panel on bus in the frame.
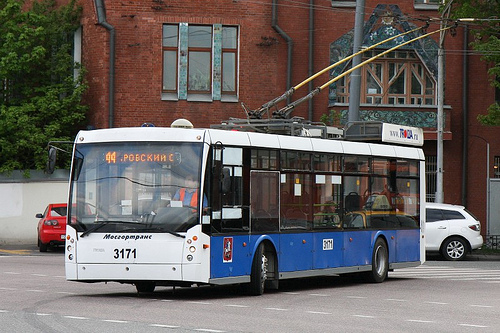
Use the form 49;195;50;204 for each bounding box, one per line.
396;229;420;262
279;233;314;272
312;232;343;269
342;231;373;267
210;235;252;279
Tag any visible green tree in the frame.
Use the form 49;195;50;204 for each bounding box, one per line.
449;0;500;125
0;0;87;173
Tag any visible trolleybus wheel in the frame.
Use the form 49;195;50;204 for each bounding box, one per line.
249;243;268;295
135;281;156;293
365;238;388;283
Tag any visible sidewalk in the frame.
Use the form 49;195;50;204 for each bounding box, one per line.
0;243;61;256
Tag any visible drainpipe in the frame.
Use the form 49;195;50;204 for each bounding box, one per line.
308;0;314;121
461;25;469;206
272;0;293;105
94;0;115;128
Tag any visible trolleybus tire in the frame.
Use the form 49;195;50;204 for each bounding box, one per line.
249;243;268;295
365;238;388;283
135;281;156;293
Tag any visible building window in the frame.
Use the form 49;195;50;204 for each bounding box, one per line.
188;25;212;92
162;25;178;92
426;155;437;202
494;156;500;178
162;23;238;101
222;27;238;93
336;50;436;106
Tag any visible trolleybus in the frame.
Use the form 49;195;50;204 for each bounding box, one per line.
64;120;425;294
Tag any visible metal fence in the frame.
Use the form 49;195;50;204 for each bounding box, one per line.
484;235;500;250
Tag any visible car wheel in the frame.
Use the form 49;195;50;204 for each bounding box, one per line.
38;238;48;252
441;237;467;261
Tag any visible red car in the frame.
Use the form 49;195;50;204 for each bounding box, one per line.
36;203;67;252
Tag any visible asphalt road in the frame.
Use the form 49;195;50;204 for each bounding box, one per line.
1;245;500;332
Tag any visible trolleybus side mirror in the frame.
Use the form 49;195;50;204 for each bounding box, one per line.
46;147;57;174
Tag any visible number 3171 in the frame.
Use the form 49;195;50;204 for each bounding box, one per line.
113;248;137;259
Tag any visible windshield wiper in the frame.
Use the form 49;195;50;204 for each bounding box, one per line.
80;220;143;237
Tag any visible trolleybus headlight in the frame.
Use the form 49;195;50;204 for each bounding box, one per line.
186;254;193;261
68;254;73;260
67;245;72;252
189;246;196;253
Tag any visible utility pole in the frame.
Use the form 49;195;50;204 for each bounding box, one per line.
348;0;365;123
435;1;452;203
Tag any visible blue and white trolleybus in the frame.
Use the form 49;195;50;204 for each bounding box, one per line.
65;120;425;294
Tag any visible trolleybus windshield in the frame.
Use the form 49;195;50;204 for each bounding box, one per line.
68;142;204;234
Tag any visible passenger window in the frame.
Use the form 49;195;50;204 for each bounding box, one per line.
443;210;465;220
426;209;443;222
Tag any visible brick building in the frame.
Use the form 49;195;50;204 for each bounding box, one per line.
75;0;498;237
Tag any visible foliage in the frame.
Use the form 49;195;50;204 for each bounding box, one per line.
320;109;342;126
0;0;87;173
448;0;500;125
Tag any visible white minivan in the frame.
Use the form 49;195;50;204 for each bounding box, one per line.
425;203;483;260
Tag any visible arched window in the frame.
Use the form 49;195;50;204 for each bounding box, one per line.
336;50;436;106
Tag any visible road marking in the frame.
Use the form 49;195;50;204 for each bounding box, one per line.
352;314;375;318
194;329;226;333
309;293;329;297
64;315;88;320
56;291;76;295
459;323;489;328
26;289;44;293
390;266;500;283
407;319;435;323
307;311;332;315
224;304;249;308
103;319;128;323
470;304;493;308
32;274;48;277
264;307;289;311
0;287;16;291
0;310;9;313
346;296;367;299
0;249;31;255
385;298;407;302
4;272;20;275
35;313;52;316
188;301;212;305
425;301;449;305
150;324;180;328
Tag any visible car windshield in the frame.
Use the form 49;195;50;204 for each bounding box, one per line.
68;142;203;234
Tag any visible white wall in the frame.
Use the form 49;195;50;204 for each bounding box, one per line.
0;171;69;245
